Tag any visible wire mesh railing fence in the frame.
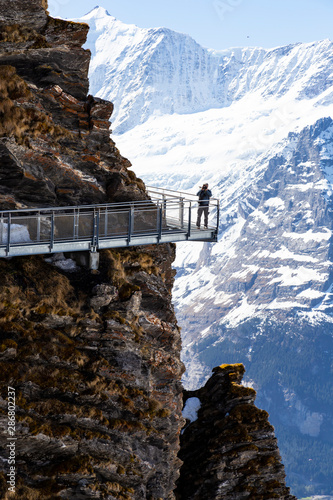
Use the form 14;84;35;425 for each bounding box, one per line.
0;188;219;256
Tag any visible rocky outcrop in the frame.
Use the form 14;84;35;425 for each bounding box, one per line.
0;244;184;499
176;364;296;500
0;1;184;498
0;0;146;209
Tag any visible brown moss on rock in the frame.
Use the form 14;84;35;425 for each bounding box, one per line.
0;24;50;47
118;282;141;301
0;248;183;498
0;2;183;499
0;66;72;146
0;256;77;319
177;364;296;500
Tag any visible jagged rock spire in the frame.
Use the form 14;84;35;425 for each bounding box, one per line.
177;364;296;500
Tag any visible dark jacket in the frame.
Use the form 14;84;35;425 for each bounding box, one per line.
197;188;212;206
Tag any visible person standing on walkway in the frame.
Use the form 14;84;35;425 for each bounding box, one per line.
196;183;212;229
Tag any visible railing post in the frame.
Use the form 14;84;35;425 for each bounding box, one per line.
156;201;160;229
216;200;220;238
6;213;11;256
162;194;167;220
95;209;100;248
0;213;3;245
128;206;134;245
187;202;192;239
73;209;76;240
73;208;79;240
77;208;80;239
157;205;163;241
179;197;184;229
104;207;108;237
37;211;41;242
91;208;99;249
50;211;54;251
92;209;96;247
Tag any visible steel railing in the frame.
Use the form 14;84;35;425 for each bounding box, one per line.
0;188;219;257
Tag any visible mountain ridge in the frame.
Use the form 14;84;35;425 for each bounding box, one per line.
78;7;333;137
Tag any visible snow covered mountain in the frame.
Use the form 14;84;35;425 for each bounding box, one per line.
81;7;333;134
75;7;333;497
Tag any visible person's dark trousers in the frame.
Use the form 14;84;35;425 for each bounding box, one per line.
197;207;209;227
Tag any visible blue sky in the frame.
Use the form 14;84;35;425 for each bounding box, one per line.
48;0;333;50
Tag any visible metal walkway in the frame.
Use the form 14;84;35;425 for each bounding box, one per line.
0;187;219;260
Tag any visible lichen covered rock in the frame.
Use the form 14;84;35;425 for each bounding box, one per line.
0;0;145;209
0;1;184;498
176;364;296;500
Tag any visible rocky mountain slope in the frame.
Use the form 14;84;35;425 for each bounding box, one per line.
0;2;184;498
178;117;333;497
78;7;333;498
0;1;295;499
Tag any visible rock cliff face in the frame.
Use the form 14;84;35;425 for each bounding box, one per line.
0;1;294;499
0;0;146;209
176;365;296;500
0;1;184;499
